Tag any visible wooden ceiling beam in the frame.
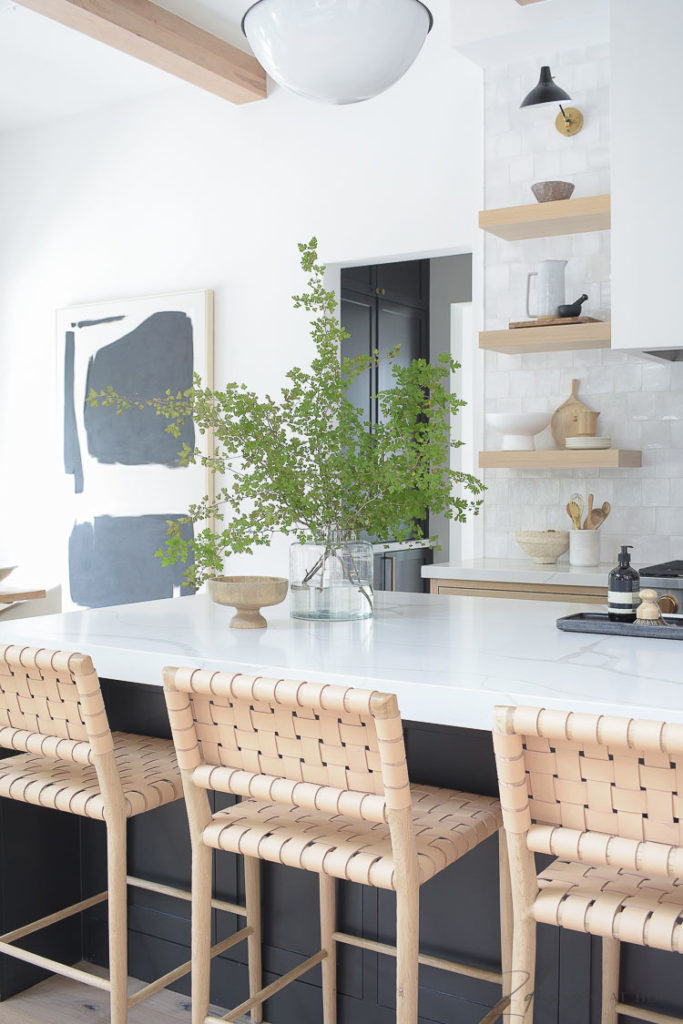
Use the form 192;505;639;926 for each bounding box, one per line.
13;0;267;104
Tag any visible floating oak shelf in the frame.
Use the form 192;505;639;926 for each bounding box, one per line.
479;449;642;470
480;321;611;355
479;195;610;241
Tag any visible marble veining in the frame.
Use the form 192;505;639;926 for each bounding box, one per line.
0;592;681;731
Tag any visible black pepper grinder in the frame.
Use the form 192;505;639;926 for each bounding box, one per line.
608;545;640;623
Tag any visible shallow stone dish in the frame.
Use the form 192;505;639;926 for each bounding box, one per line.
208;575;288;628
531;180;575;203
515;530;569;565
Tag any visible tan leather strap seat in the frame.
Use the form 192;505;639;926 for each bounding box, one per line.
203;784;502;888
0;731;181;819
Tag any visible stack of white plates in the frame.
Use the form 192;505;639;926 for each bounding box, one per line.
565;436;611;450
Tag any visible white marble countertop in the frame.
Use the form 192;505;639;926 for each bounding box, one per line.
423;558;616;587
0;591;681;731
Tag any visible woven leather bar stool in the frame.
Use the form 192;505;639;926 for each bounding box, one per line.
163;664;513;1024
0;644;246;1024
493;705;683;1024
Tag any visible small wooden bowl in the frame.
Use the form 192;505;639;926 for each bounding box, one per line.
208;575;288;629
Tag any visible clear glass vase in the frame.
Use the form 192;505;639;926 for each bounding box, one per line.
289;531;374;621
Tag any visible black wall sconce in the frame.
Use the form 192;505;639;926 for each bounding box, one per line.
521;65;583;136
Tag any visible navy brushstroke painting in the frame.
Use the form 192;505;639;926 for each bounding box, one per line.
63;330;84;493
69;514;194;608
83;311;195;466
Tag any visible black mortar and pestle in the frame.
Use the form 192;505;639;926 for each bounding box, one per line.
558;293;588;318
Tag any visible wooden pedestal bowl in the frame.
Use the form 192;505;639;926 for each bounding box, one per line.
208;575;288;628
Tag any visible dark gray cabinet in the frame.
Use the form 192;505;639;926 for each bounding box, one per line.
341;260;429;591
342;260;429;310
374;548;431;595
340;292;427;430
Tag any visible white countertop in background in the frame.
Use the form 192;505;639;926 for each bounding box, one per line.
423;558;615;587
0;591;680;731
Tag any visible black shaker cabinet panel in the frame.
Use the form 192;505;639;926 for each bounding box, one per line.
375;259;429;309
339;290;375;426
340;260;429;309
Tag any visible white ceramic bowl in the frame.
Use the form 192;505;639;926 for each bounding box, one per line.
0;566;16;584
515;530;569;565
486;412;550;450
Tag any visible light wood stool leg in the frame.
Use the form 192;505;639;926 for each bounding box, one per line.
107;815;128;1024
319;874;337;1024
244;856;263;1024
601;937;620;1024
509;912;535;1024
498;830;513;1023
396;882;419;1024
192;842;213;1024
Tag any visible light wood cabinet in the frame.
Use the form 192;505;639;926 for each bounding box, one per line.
429;578;606;604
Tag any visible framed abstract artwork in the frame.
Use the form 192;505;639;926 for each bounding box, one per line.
57;290;213;610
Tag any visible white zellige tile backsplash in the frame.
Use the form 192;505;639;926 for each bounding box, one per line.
483;43;683;567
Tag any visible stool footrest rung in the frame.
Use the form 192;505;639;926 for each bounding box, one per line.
126;875;247;918
0;943;111;991
332;931;502;986
207;949;328;1023
478;994;511;1024
0;890;108;945
616;1003;683;1024
128;927;253;1009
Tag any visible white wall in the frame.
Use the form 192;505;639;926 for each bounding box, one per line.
451;0;608;68
429;253;473;564
611;0;683;354
0;0;483;589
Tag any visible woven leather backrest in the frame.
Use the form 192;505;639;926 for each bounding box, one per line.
163;667;411;821
494;706;683;846
0;644;113;764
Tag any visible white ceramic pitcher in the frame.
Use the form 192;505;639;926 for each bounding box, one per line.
526;259;567;318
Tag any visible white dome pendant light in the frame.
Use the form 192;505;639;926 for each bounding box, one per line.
242;0;433;105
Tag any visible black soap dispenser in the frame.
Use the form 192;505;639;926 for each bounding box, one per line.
608;546;640;623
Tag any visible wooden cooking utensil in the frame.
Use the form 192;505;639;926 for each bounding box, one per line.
587;508;607;530
566;500;582;530
601;501;611;517
569;492;585;520
583;493;594;530
551;380;593;447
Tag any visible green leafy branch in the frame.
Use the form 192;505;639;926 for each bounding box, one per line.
86;238;485;589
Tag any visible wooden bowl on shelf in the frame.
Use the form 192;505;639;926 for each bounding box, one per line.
208;575;288;628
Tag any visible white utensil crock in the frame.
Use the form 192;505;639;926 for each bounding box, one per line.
569;530;599;567
526;260;567;318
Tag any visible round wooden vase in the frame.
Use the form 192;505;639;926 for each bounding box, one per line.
208;575;288;628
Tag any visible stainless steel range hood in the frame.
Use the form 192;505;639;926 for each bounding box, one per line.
641;349;683;362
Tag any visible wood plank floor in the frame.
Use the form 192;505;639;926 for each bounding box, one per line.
0;965;252;1023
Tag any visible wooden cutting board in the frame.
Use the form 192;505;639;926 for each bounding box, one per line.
551;379;592;447
509;316;601;329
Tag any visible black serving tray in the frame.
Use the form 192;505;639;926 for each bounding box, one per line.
556;612;683;640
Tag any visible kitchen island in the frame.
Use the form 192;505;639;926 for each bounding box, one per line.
0;592;681;1024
